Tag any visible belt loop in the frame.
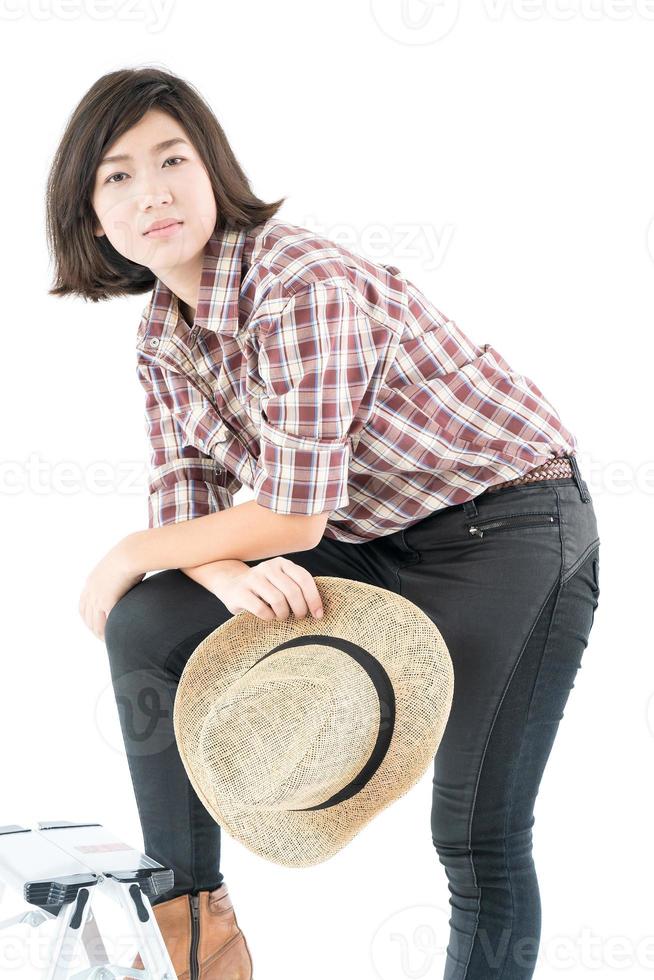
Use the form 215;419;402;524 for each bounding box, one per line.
568;454;591;503
463;498;479;519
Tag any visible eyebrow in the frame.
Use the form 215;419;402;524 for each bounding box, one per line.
99;137;189;167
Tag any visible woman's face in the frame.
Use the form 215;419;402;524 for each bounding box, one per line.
91;108;217;273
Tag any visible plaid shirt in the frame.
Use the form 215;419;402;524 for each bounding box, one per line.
136;219;577;543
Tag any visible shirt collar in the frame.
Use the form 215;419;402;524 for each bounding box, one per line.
137;223;255;351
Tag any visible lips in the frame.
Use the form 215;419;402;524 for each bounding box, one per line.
144;219;182;236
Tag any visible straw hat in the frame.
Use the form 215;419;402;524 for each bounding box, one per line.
173;576;454;868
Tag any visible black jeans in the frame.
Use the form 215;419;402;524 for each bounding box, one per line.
104;458;600;980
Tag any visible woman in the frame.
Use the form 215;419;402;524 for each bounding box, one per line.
46;66;601;980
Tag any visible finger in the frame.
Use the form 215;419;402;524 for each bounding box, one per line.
245;594;277;620
252;576;292;619
233;584;276;620
223;581;274;621
266;568;309;618
277;563;324;618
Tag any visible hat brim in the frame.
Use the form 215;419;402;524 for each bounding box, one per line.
173;577;453;867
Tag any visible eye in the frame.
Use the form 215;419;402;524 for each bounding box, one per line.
104;157;185;185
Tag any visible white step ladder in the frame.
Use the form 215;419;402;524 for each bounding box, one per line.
0;820;178;979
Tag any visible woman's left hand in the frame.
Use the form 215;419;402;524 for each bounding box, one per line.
79;540;145;641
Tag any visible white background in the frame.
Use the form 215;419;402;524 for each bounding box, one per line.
0;1;651;977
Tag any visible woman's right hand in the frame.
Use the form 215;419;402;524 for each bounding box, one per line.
213;556;324;622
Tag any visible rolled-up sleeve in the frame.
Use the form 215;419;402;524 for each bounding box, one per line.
137;360;241;527
252;280;382;516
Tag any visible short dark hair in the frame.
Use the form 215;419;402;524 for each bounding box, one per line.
45;66;286;303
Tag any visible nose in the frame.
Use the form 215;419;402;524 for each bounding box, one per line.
142;190;173;209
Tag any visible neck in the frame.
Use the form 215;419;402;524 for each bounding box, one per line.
178;298;196;328
153;248;203;328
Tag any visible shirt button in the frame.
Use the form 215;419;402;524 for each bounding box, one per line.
149;337;160;348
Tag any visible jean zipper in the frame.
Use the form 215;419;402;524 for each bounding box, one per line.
468;513;558;539
190;894;200;980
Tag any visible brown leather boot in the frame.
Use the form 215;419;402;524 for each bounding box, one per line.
127;883;254;979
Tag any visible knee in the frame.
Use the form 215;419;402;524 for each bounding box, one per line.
431;798;464;859
431;801;493;866
432;816;535;871
104;569;180;664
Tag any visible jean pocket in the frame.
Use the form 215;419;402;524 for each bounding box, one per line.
465;510;560;540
